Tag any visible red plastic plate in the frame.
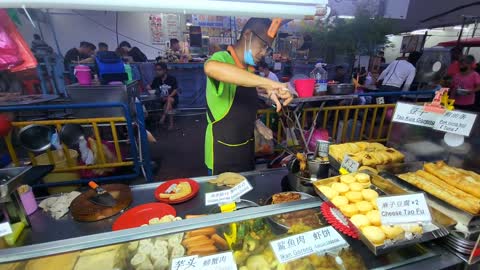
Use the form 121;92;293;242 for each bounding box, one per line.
112;203;176;231
154;179;200;204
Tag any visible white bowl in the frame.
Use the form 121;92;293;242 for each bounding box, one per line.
148;90;156;95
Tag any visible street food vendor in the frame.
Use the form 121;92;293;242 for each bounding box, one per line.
204;18;293;174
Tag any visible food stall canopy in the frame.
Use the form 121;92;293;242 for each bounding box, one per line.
437;38;480;48
397;0;480;32
0;0;327;19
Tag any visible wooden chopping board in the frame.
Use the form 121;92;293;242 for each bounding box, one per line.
70;184;132;222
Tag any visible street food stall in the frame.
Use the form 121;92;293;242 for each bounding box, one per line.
0;88;478;269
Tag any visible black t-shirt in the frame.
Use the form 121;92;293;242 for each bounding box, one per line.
151;75;178;101
128;47;148;62
64;48;89;69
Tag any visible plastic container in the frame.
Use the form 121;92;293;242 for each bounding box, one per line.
35;149;80;194
74;65;92;85
310;63;328;95
294;78;315;97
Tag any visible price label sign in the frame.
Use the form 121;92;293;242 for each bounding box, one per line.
433;110;477;136
205;190;233;206
392;102;438;128
392;102;478;138
171;255;199;270
377;193;432;225
197;252;237;270
340;155;359;174
229;180;253;200
270;226;348;264
171;252;236;270
205;179;252;206
0;222;12;237
270;231;315;263
310;226;348;253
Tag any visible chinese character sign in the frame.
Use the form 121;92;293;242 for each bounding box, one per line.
377;193;431;225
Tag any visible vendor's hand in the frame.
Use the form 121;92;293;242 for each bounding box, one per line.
262;82;293;112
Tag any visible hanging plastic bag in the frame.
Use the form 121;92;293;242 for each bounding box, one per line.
255;119;274;156
0;9;37;72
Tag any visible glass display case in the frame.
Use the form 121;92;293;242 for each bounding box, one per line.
0;196;462;270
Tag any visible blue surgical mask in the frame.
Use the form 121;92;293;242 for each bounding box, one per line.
244;35;256;66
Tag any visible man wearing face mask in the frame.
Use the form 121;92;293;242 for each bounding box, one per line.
452;55;480;111
204;18;293;174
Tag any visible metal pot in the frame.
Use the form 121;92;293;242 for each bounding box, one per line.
327;83;355;95
18;125;53;152
307;159;330;179
287;173;316;195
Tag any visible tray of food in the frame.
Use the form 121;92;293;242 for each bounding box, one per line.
379;161;480;226
155;178;199;204
231;218;367;270
121;214;230;270
313;172;454;255
329;142;405;171
264;192;323;231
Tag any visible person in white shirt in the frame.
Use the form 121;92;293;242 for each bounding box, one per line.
258;61;279;82
378;51;421;90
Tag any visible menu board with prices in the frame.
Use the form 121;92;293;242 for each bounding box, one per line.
376;193;432;225
170;252;236;270
270;226;348;264
205;179;252;206
392;102;477;137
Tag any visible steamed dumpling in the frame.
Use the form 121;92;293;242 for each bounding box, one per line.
171;244;186;259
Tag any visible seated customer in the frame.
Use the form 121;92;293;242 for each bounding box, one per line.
64;41;96;70
119;41;148;62
147;63;179;130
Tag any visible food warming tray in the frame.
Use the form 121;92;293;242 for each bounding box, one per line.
377;162;480;227
313;172;455;255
